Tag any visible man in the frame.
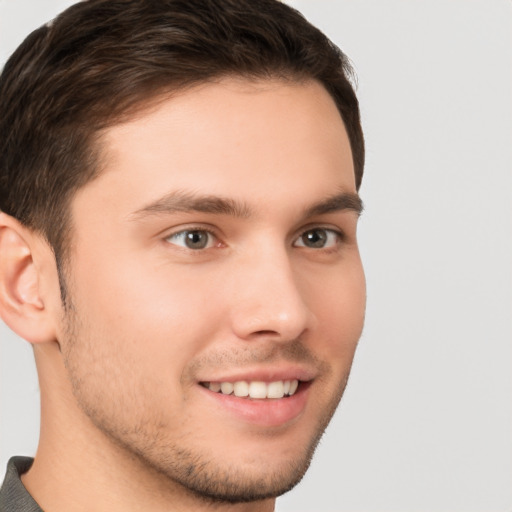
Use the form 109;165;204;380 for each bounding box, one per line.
0;0;365;510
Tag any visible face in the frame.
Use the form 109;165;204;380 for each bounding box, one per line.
60;78;365;502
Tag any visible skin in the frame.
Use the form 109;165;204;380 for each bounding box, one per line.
0;78;365;512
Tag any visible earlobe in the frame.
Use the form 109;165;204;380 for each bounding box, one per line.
0;213;57;344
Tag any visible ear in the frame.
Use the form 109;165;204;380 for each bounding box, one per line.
0;213;58;344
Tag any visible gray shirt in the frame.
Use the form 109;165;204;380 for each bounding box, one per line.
0;457;42;511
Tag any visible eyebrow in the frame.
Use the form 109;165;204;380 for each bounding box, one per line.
129;190;363;221
303;192;363;218
130;190;253;220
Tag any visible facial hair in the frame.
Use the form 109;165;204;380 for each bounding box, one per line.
60;301;352;504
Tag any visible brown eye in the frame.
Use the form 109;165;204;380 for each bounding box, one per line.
294;228;340;249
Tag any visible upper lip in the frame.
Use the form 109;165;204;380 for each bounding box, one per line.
198;365;317;384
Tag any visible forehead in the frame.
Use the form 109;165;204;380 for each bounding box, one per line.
75;77;356;218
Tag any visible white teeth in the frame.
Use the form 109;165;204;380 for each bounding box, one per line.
206;379;300;399
248;381;267;399
220;382;234;395
233;381;249;397
267;381;285;399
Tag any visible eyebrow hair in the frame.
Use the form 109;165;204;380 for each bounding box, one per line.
303;192;364;218
130;190;363;221
130;190;253;219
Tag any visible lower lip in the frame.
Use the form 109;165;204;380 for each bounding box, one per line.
198;382;311;428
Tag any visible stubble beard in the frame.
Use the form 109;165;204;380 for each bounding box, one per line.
60;300;351;505
126;380;348;505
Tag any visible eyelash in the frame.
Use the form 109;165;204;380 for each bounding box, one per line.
293;227;344;250
164;226;221;251
164;225;345;252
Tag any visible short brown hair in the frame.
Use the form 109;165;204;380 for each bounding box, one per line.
0;0;364;267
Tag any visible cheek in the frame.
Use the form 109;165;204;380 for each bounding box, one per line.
309;261;366;360
61;260;224;428
76;248;217;326
66;251;228;387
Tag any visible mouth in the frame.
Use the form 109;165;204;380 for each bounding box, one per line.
200;379;301;399
197;376;312;427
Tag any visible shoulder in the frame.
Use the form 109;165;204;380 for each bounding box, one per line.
0;457;42;512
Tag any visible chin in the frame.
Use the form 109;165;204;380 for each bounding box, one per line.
153;442;318;504
119;409;332;505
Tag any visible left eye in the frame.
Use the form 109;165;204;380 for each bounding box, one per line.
293;228;341;249
166;230;217;250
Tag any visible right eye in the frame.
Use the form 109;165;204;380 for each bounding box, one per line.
165;229;218;250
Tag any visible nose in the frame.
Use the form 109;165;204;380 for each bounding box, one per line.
228;247;315;342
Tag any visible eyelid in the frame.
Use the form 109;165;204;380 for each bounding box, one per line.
293;223;346;239
163;224;223;250
292;225;345;249
162;222;219;238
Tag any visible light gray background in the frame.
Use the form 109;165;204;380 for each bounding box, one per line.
1;1;511;511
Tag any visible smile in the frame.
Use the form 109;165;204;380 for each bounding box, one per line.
199;378;310;427
201;379;300;399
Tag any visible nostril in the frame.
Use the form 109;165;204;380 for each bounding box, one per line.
253;330;279;336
